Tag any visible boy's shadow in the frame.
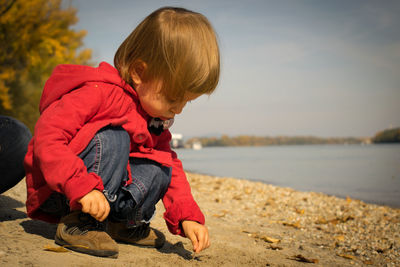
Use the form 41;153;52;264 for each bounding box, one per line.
20;219;57;240
0;195;200;260
0;195;27;221
21;220;199;261
0;194;55;239
20;221;198;260
158;240;197;261
0;194;56;239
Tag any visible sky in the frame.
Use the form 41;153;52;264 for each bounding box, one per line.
70;0;400;138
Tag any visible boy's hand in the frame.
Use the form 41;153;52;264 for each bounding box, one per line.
181;220;210;253
78;190;110;222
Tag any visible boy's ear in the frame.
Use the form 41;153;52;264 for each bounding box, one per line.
130;61;147;85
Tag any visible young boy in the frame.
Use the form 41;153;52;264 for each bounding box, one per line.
24;7;220;258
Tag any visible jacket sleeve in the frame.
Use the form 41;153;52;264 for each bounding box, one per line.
155;131;205;237
33;85;105;210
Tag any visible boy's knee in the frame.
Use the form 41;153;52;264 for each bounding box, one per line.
79;126;130;183
130;158;171;194
96;126;130;155
155;165;172;191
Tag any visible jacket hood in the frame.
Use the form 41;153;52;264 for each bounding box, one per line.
39;62;136;113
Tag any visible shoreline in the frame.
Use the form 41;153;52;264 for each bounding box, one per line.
184;169;400;209
178;144;400;210
1;173;399;266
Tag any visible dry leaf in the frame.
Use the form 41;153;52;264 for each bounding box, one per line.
315;217;328;224
290;254;319;263
44;244;91;253
335;235;345;242
244;187;252;194
261;236;281;243
337;253;356;260
212;210;229;218
257;212;268;218
241;230;281;243
283;221;301;229
43;245;69;253
295;208;305;214
315;215;354;225
339;215;354;223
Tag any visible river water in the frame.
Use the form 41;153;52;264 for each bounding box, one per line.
177;144;400;207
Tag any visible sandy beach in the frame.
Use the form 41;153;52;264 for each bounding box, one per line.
0;172;399;266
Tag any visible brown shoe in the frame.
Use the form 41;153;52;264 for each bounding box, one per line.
55;211;119;258
107;221;165;248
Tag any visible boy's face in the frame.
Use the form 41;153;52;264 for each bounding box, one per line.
135;80;201;120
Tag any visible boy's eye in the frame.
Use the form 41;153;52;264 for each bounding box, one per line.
164;95;177;103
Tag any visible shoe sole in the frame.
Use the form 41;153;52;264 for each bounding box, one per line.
55;235;118;258
112;237;165;249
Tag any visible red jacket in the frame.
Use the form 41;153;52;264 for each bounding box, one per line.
24;62;204;236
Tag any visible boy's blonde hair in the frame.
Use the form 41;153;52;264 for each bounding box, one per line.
114;7;220;101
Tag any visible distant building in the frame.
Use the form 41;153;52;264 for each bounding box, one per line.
191;140;203;150
170;133;184;148
184;138;203;150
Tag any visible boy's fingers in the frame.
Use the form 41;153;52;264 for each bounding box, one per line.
104;201;110;220
96;200;108;221
81;201;90;214
97;201;105;220
196;234;203;252
90;201;99;219
187;231;199;252
99;201;110;222
198;230;208;252
205;229;210;248
78;191;110;221
196;228;210;253
92;201;104;221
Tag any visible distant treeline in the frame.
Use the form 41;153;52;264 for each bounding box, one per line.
372;128;400;143
187;135;366;147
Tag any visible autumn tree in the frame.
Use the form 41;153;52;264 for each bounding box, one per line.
372;128;400;143
0;0;92;131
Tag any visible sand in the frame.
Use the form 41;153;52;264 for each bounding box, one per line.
0;172;399;266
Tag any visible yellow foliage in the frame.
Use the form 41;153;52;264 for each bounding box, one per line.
0;0;92;131
0;82;11;110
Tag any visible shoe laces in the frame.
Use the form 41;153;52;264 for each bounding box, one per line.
126;223;150;239
67;213;106;235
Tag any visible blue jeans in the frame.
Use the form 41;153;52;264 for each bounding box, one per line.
78;126;171;226
0;116;32;194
